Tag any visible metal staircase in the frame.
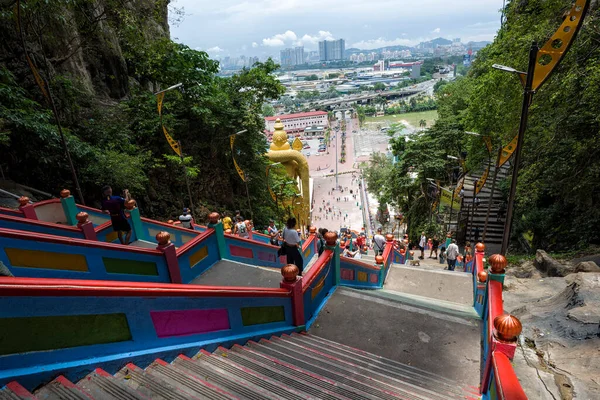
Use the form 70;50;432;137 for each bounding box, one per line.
2;333;479;400
458;164;510;252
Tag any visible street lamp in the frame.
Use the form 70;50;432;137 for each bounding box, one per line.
446;155;461;233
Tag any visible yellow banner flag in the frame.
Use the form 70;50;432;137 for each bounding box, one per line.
157;92;165;116
475;166;489;195
441;188;461;211
498;134;518;167
483;136;493;154
230;136;246;181
162;126;181;156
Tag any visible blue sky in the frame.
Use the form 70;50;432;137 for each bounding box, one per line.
168;0;503;58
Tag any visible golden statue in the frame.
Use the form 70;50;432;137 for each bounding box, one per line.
267;119;311;232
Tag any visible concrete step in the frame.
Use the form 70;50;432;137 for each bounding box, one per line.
384;265;474;306
116;362;215;400
0;382;38;400
77;369;146;400
184;352;306;400
34;376;91;400
170;356;279;399
292;333;478;399
256;337;436;400
246;340;403;400
211;346;352;400
276;334;458;400
228;344;379;400
146;359;237;400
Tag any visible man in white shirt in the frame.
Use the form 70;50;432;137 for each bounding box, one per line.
234;216;249;238
373;228;386;256
446;239;460;271
419;232;426;260
178;208;193;229
267;220;279;245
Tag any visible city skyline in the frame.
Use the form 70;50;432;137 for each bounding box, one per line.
168;0;503;58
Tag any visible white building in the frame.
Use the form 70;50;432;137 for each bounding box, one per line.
265;111;329;138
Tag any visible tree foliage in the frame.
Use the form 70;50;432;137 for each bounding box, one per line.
0;0;286;228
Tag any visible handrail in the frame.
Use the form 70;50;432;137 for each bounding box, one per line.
487;280;504;339
492;352;528;400
0;206;22;216
302;249;333;292
382;241;393;265
0;227;161;255
95;220;113;233
176;228;215;256
225;232;279;249
30;198;60;208
0;276;291;298
339;256;381;270
140;216;202;235
0;213;81;232
301;233;317;252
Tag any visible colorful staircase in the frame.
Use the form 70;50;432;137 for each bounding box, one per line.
1;333;478;400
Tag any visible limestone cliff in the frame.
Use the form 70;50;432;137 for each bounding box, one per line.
0;0;170;100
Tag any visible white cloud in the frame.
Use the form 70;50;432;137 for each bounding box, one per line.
207;46;225;53
350;37;416;50
296;30;334;46
431;27;441;33
252;42;258;48
262;30;298;47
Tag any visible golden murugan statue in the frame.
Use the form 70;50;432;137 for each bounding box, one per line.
267;119;311;232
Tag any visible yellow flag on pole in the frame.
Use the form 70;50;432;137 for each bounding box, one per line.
155;92;181;156
498;134;518;167
230;136;246;181
475;167;489;195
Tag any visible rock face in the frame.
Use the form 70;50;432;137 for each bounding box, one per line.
534;249;575;276
0;0;169;100
505;273;600;399
575;261;600;273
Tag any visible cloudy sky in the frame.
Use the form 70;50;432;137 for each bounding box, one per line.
168;0;503;58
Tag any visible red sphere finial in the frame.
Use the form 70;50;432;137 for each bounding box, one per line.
60;189;71;198
208;212;220;224
375;255;384;264
76;212;89;225
281;264;299;282
18;196;30;207
155;231;171;246
324;231;338;246
475;242;486;252
477;270;488;283
493;314;522;342
489;254;508;274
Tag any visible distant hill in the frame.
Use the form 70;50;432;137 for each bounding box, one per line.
465;41;491;50
344;38;491;57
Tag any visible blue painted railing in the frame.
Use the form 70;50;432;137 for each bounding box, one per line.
339;257;382;288
224;234;285;268
0;228;170;283
302;249;335;327
140;217;198;247
176;229;220;283
0;214;85;239
0;277;295;390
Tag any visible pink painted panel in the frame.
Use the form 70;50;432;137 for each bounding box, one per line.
150;308;230;338
340;268;354;281
370;273;378;283
257;251;276;263
230;245;253;259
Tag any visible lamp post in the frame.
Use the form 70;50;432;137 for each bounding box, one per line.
334;126;339;188
447;155;460;233
493;45;538;255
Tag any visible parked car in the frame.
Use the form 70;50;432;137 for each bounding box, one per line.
318;148;326;152
303;144;310;149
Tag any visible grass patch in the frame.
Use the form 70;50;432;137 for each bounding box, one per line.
365;110;438;128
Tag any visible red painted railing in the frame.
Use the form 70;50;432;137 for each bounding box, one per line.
176;228;215;256
302;249;333;292
0;276;290;298
492;352;528;400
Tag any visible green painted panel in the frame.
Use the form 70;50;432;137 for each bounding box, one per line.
103;257;158;276
0;314;131;355
241;306;285;326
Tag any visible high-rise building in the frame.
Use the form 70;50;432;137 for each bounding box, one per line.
318;39;345;61
280;46;305;67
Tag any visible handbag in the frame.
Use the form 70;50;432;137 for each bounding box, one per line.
277;242;287;257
